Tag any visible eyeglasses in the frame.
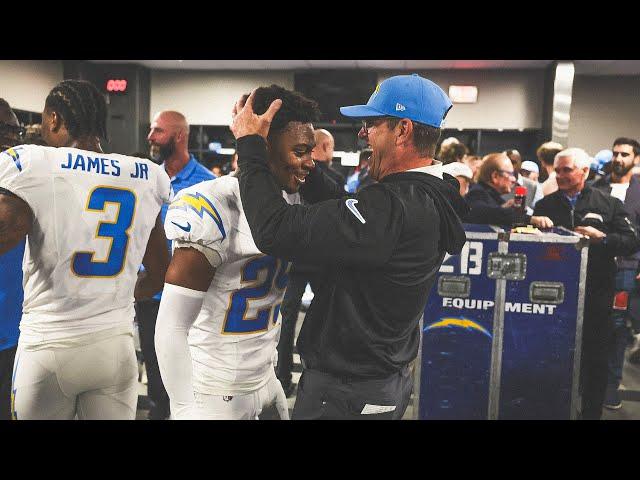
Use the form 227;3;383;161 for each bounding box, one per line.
361;117;391;132
0;122;26;140
497;169;516;179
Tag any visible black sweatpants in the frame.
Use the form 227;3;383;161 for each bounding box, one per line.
136;299;169;415
292;366;413;420
0;345;17;420
276;272;310;389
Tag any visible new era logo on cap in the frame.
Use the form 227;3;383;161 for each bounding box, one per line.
339;74;453;128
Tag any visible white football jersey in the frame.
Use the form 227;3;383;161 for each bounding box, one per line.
165;175;298;395
0;145;171;343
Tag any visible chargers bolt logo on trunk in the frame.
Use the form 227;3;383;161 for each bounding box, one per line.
425;317;492;338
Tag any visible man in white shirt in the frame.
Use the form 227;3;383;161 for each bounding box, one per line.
592;137;640;410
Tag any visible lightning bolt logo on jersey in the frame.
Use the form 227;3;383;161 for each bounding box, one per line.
4;147;24;171
164;176;299;396
168;192;226;240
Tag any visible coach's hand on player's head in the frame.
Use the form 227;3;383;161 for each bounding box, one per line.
230;90;282;140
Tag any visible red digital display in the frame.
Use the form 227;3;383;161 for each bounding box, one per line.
106;79;128;93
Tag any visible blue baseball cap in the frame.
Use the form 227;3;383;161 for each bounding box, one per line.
591;149;613;174
340;74;453;128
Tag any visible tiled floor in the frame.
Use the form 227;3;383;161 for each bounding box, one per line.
602;348;640;420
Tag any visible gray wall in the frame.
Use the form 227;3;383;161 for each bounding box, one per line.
62;61;151;155
379;70;546;130
4;61;640;158
150;69;546;129
0;60;63;112
568;75;640;153
151;70;295;125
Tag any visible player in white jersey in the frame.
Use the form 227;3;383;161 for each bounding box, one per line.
155;85;320;419
0;80;171;419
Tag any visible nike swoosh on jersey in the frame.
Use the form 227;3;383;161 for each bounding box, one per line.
171;221;192;232
168;192;226;240
345;198;366;224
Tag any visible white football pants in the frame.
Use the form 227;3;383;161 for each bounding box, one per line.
12;333;138;420
177;371;290;420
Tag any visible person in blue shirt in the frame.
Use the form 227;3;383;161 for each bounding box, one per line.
345;149;373;193
0;98;25;420
138;110;215;420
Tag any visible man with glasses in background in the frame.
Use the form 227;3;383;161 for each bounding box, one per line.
0;99;25;419
464;151;552;228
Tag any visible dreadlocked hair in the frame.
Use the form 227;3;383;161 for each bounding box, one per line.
45;80;108;141
251;85;320;137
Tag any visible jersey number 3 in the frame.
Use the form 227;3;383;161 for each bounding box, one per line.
72;186;137;277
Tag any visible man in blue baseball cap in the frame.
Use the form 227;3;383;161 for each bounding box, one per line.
230;74;468;420
340;74;452;126
593;149;613;176
339;73;453;182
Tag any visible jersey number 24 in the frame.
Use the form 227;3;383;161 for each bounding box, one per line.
223;255;289;334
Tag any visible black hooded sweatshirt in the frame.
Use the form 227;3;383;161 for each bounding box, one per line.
237;135;468;379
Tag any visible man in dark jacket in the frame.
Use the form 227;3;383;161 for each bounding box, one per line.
534;147;640;420
464;152;552;228
231;74;468;419
591;137;640;409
